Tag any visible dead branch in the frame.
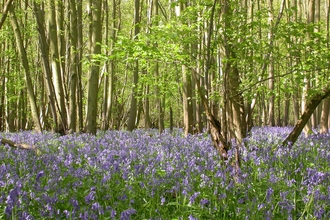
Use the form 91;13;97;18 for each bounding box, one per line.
0;137;37;152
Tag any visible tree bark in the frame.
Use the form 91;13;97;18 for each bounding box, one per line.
320;97;330;133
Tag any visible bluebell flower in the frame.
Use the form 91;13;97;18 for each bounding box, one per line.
0;180;5;187
266;187;274;203
314;206;325;219
257;203;265;210
63;210;70;219
200;198;210;208
85;190;95;204
189;192;200;205
36;170;44;182
79;210;89;220
111;208;116;218
19;211;33;220
160;196;165;205
5;185;20;216
120;208;136;220
188;214;198;220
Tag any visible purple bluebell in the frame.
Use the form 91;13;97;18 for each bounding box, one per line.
120;208;136;220
189;192;200;205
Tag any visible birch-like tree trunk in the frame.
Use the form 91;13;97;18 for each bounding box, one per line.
101;0;110;130
267;0;275;126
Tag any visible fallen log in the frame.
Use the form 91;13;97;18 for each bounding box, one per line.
0;138;37;152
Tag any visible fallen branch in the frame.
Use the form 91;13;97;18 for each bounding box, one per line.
282;82;330;147
0;137;37;151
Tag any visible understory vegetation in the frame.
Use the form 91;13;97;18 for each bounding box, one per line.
0;127;329;219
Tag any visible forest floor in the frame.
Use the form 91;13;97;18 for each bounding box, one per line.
0;127;329;219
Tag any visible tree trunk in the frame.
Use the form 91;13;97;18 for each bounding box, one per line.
48;0;67;132
127;0;140;131
301;0;315;136
320;98;330;133
267;0;275;126
68;0;79;132
9;5;42;132
76;0;84;131
5;71;15;132
182;64;193;135
0;71;4;131
33;1;58;132
282;93;290;126
319;0;330;134
85;0;103;134
100;0;109;130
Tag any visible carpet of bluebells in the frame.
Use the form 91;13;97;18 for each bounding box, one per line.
0;127;329;219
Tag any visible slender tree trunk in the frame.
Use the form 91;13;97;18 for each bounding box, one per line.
0;76;5;131
33;1;58;132
144;84;151;128
85;0;103;134
106;0;120;130
267;0;275;126
302;0;315;136
48;0;67;132
182;64;193;135
153;0;164;133
175;1;193;135
320;98;330;133
320;0;330;133
283;93;290;126
77;0;84;131
127;0;140;131
101;0;110;130
68;0;79;132
9;5;41;132
5;67;15;132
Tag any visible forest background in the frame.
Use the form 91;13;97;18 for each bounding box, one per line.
0;0;329;145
